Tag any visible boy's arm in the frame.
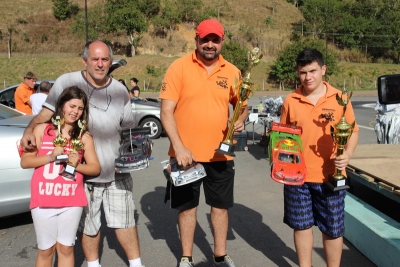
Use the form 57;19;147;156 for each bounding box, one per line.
334;131;359;170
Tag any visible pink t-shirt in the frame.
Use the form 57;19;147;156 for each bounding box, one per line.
30;124;87;209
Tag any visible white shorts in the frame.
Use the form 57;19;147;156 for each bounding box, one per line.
31;206;83;250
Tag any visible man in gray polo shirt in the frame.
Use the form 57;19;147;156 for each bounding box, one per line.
21;40;145;267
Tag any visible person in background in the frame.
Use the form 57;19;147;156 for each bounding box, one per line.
20;40;145;267
159;19;248;267
118;79;129;92
31;81;52;115
21;86;100;267
129;77;140;99
280;48;359;267
15;71;37;114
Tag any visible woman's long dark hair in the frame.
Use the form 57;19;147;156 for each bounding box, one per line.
48;86;89;140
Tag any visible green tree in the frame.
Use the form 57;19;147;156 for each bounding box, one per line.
105;0;148;56
136;0;161;20
52;0;79;21
221;41;248;74
269;39;337;89
71;4;107;40
153;1;181;35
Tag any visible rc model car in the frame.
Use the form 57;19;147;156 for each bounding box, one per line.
115;127;153;173
268;122;306;185
161;159;206;186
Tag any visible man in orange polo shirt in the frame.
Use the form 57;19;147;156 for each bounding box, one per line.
159;19;248;267
14;71;37;114
280;48;359;267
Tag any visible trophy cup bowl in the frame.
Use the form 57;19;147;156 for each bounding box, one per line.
59;120;86;180
51;116;68;163
215;47;263;157
325;89;355;191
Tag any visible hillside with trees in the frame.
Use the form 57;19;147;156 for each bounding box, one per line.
1;0;400;91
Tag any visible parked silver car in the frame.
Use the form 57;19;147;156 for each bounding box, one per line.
0;104;33;218
0;60;163;138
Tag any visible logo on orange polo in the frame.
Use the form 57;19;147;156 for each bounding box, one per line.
216;79;228;89
161;83;167;92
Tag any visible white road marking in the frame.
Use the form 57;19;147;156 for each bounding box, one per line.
358;125;374;131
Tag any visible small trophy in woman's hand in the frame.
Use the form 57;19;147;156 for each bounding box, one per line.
60;120;86;180
52;116;68;162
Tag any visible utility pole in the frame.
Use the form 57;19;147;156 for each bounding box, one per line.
85;0;89;43
6;22;11;59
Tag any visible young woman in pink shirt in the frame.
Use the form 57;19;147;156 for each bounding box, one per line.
21;86;100;267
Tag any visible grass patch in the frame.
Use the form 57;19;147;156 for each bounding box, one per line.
1;55;399;92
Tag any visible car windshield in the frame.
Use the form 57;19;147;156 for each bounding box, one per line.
278;152;301;163
0;104;24;120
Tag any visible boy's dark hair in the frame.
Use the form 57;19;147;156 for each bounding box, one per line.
49;86;89;140
296;48;324;68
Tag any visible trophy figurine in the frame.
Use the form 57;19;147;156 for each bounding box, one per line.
51;116;68;163
215;47;263;156
325;88;356;191
60;120;86;180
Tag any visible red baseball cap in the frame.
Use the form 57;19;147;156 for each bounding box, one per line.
196;19;224;38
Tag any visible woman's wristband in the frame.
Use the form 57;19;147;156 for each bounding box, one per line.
47;154;52;163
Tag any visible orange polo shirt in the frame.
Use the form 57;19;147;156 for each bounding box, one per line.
15;82;34;114
280;82;359;183
159;51;247;162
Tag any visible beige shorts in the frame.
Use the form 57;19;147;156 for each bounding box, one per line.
78;177;136;236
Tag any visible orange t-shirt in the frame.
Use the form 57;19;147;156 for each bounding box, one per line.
159;51;247;162
15;82;34;114
280;82;359;183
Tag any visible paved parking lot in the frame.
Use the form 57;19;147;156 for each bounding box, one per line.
0;93;378;267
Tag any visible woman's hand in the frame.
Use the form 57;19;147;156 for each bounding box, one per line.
50;147;64;162
68;151;80;167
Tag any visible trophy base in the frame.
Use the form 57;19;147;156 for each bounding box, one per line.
55;154;69;163
60;164;76;180
325;175;350;191
215;142;236;157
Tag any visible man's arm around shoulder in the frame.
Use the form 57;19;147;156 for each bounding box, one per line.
21;107;54;149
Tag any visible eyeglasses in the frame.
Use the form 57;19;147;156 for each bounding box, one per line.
88;88;112;112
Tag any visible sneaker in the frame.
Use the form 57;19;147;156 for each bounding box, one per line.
178;257;194;267
213;255;235;267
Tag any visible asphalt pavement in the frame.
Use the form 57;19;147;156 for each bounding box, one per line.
0;93;378;267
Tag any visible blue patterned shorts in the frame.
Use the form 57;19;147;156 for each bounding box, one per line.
283;183;346;238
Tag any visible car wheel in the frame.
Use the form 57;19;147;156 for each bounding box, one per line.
139;118;162;139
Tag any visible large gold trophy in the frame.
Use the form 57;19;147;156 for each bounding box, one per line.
60;120;86;180
325;88;356;191
51;116;68;162
215;47;263;157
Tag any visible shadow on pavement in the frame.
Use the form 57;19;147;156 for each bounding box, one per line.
0;212;32;230
229;203;297;266
140;186;214;266
74;206;136;266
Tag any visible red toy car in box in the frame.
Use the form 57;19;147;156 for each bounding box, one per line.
270;138;306;185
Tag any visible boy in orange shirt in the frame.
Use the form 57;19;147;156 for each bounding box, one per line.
280;48;359;267
15;71;37;114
